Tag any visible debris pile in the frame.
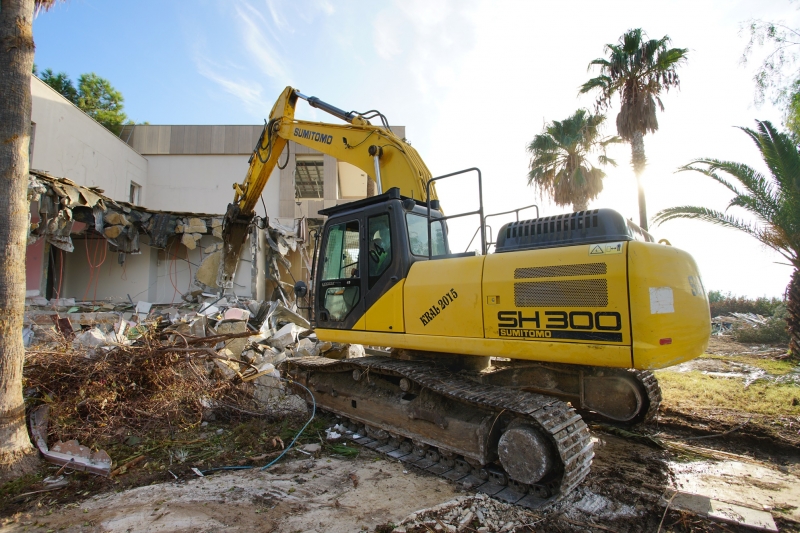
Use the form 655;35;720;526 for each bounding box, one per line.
711;312;768;335
394;493;537;533
23;293;361;470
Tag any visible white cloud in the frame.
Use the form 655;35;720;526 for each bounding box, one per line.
195;57;264;112
235;1;292;81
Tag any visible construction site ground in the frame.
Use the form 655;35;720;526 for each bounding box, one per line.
2;335;799;533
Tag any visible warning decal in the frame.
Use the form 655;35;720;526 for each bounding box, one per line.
588;242;624;255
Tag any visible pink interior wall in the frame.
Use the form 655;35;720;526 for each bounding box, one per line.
26;202;44;293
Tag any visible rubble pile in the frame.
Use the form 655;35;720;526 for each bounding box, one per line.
394;493;538;533
711;312;769;335
23;294;357;449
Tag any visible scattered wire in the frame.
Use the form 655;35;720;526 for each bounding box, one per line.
200;377;316;475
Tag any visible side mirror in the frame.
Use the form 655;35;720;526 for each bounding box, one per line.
293;280;308;299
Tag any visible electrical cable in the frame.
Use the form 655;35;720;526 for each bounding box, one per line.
199;377;316;475
343;130;376;149
277;141;290;170
260;195;268;218
185;243;192;294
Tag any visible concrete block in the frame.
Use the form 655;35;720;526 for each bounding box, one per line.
181;233;197;250
104;225;124;239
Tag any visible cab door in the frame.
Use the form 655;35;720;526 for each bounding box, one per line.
362;208;406;333
315;218;366;330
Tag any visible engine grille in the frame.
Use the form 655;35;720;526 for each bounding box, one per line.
515;263;607;279
514;279;608;307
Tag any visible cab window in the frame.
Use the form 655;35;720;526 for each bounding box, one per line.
320;220;360;322
406;213;447;257
321;220;360;280
368;214;392;288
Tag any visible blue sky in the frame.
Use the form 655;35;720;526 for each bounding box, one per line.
32;0;800;297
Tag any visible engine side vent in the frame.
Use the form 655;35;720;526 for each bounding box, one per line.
495;208;653;253
515;262;607;279
514;279;608;307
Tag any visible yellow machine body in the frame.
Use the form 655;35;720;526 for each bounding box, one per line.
318;240;710;371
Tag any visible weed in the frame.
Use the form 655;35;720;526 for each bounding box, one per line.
0;473;43;502
328;444;359;458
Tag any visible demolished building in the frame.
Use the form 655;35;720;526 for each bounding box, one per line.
25;75;397;308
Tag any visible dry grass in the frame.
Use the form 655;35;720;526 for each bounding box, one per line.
705;354;797;375
656;370;800;417
23;325;266;449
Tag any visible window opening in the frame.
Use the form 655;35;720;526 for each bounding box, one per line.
295;157;324;199
129;181;142;205
406;213;446;257
368;214;392;288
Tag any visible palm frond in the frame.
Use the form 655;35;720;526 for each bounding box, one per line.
658;120;800;264
653;206;765;241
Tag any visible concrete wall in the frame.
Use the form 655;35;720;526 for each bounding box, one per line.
143;154;279;217
60;235;255;304
30;77;148;204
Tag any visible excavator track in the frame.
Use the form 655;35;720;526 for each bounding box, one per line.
285;356;594;508
480;362;663;426
630;369;662;424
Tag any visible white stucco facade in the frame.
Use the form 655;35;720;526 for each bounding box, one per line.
30;77;148;202
144;154;279;217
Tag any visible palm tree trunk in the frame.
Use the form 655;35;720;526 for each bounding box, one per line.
0;0;39;482
573;198;589;212
630;131;648;230
788;267;800;358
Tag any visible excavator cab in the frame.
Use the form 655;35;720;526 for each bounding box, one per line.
314;187;451;331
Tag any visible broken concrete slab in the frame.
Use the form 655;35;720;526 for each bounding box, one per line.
195;250;221;288
104;212;130;226
24;311;120;327
671;491;777;532
135;301;152;320
267;323;303;351
216;320;249;357
181;232;198;250
186;218;208;233
223;307;250;322
104;225;124;239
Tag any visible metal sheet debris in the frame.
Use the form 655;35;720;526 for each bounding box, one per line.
29;405;112;477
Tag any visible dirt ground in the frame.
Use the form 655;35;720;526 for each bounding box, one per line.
2;335;799;533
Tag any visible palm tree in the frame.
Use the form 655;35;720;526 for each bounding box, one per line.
0;0;57;482
527;109;622;212
653;120;800;357
580;28;688;230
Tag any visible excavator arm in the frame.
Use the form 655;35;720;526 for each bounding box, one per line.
216;86;439;289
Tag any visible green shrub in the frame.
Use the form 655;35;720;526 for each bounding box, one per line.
731;303;790;345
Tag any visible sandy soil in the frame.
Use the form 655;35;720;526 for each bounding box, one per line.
3;453;457;533
4;338;800;532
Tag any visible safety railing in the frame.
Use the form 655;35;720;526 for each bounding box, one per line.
425;168;485;257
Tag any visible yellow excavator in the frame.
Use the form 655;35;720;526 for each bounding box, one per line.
216;86;711;507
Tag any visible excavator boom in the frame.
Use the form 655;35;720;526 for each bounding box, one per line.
217;86;438;289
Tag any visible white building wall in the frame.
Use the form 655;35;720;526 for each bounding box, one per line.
30;77;148;203
144;154;279;218
60;234;254;304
